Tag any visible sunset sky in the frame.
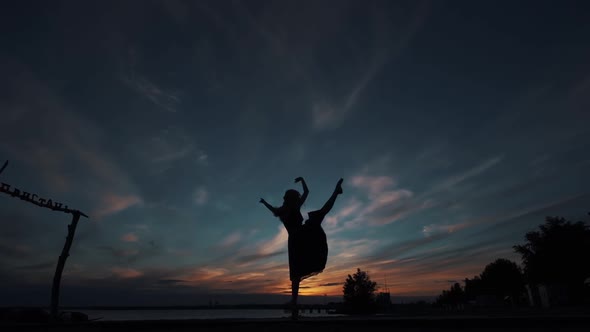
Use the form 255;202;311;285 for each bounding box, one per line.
1;0;589;306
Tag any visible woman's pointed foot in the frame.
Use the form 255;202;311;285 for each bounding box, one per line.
335;178;343;195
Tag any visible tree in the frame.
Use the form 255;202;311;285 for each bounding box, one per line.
446;259;525;308
434;282;464;309
464;276;483;303
342;268;378;314
479;258;525;305
513;216;590;304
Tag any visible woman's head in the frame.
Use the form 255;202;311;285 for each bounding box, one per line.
275;189;302;224
282;189;301;208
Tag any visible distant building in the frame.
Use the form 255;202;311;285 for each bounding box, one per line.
376;292;391;304
376;291;392;312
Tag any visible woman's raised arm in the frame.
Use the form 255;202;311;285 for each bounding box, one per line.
295;177;309;206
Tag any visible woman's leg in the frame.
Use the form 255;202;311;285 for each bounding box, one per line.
318;178;343;215
291;280;300;320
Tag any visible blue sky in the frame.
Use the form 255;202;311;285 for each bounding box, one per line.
0;0;589;306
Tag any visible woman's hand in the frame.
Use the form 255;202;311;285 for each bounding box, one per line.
259;198;266;204
294;177;304;183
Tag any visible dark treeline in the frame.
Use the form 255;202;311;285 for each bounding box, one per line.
58;304;332;310
434;215;590;309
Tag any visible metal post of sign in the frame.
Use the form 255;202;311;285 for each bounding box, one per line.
50;211;82;319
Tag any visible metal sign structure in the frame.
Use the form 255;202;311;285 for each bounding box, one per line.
0;160;89;320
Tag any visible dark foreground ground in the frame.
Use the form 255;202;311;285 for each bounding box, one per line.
2;315;590;332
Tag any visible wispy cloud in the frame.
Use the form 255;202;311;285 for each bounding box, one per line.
99;240;162;264
136;127;209;174
94;193;142;218
342;174;415;227
122;74;180;113
220;232;242;248
422;222;471;237
351;175;396;198
311;1;430;131
430;156;504;194
324;197;363;228
151;145;194;164
177;267;229;284
0;60;142;219
16;261;55;271
0;244;32;259
193;186;209;206
121;232;139;243
257;226;288;257
99;246;140;259
311;55;387;131
227;226;290;266
110;267;143;279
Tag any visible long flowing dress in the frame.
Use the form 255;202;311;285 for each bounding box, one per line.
283;209;329;282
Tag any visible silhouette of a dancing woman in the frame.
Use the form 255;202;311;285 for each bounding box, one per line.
260;177;343;320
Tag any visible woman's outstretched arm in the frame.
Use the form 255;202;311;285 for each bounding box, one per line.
260;198;279;216
295;177;309;206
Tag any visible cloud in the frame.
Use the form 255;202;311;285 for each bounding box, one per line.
121;232;139;243
94;193;142;218
220;232;241;248
159;0;190;25
194;186;209;206
236;251;286;265
430;156;504;194
197;152;209;165
257;226;288;257
329;238;382;261
151;145;194;164
300;236;510;297
311;57;383;130
566;72;590;112
0;60;142;219
346;195;590;293
311;101;340;130
307;158;510;294
135;127;209;175
16;261;55;271
99;246;140;259
98;240;162;264
364;190;414;215
110;267;144;279
227;226;289;266
178;267;229;283
157;279;186;286
310;1;430;131
422;222;471;237
351;175;396;198
316;172;421;232
324;197;363;228
132;224;150;231
0;243;32;259
122;74;180;113
342;174;415;227
473;193;590;237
